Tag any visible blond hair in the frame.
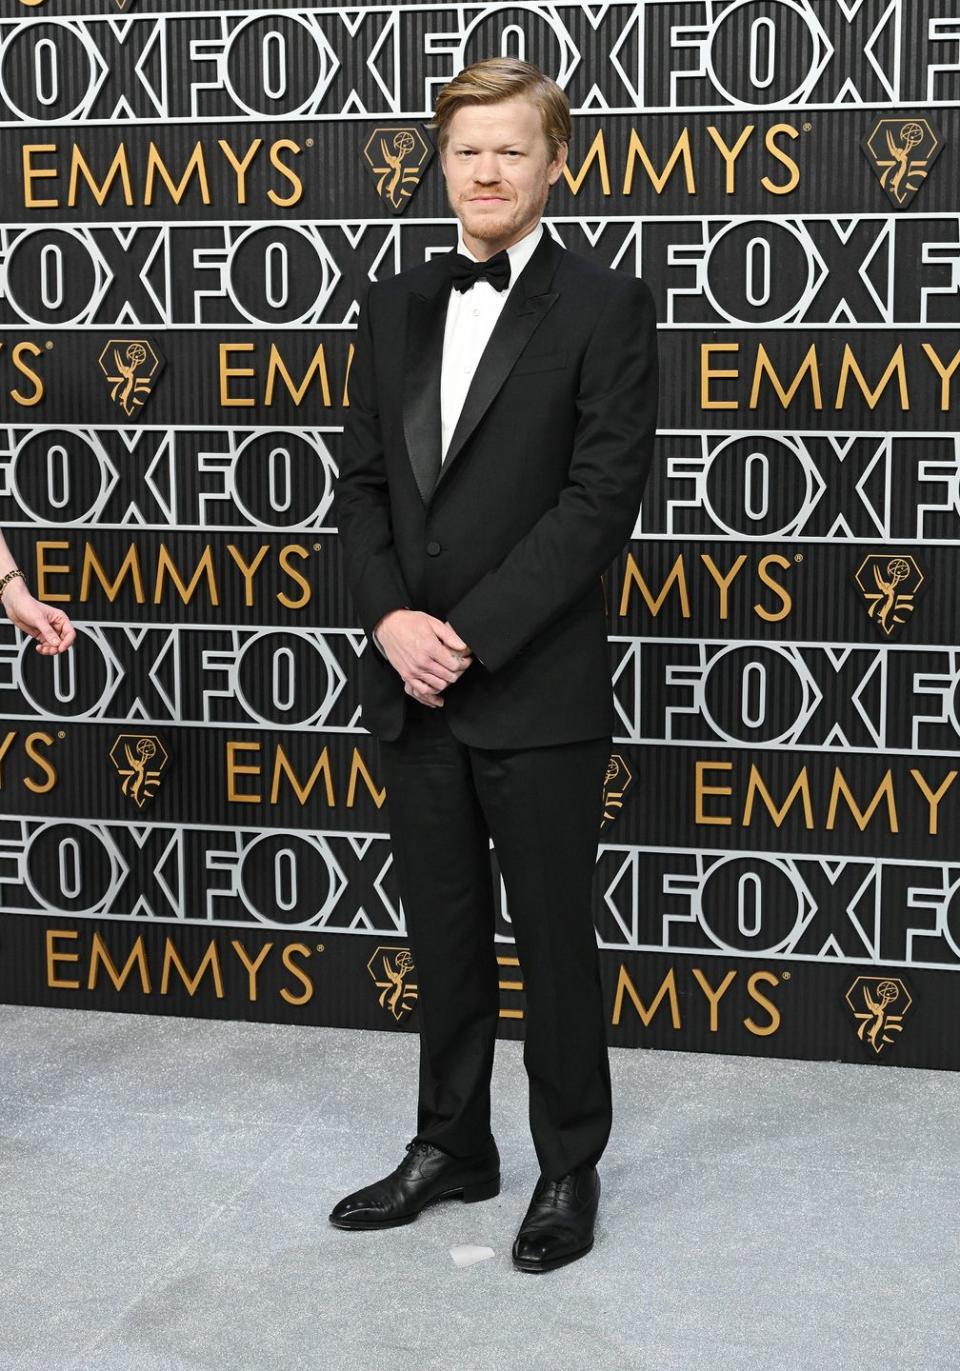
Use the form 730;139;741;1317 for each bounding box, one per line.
429;58;571;161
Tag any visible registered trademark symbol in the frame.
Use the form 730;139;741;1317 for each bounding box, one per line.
802;122;812;132
794;553;804;562
306;138;314;147
313;543;321;551
781;971;791;980
45;340;53;350
57;730;65;739
315;942;324;952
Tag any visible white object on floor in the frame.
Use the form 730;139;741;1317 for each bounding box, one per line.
449;1244;495;1267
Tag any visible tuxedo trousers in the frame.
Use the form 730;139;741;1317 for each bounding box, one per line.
377;700;613;1181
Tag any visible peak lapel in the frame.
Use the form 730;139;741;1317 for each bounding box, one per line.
431;232;564;501
401;263;451;506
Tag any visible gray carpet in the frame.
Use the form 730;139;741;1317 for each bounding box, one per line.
0;1003;956;1371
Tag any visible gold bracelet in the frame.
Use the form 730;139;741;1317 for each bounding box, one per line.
0;568;25;601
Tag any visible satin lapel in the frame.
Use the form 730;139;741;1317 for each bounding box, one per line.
431;232;564;501
401;269;451;505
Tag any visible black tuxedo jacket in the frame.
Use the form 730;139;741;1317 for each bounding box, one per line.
335;228;659;748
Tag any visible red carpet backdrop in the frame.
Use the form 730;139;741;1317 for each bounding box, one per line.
0;0;957;1069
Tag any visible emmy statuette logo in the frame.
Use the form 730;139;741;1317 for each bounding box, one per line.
845;977;912;1055
109;733;170;808
362;127;434;214
601;753;634;829
861;117;943;208
98;339;164;416
368;946;418;1020
853;554;924;638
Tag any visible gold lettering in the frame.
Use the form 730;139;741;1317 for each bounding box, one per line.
226;544;269;606
705;125;754;193
909;768;958;836
68;144;134;206
268;139;304;207
612;966;681;1029
755;554;792;621
761;123;801;194
920;343;960;411
745;971;781;1036
280;943;314;1005
154;542;219;605
742;765;813;829
623;128;695;195
618;552;690;618
217;138;261;204
24;731;56;794
701;343;740;410
219;343;257;407
270;744;335;807
563;128;612;196
277;544;311;609
160;939;224;997
230;940;272;1001
691;968;737;1032
749;343;823;410
22;144;59;208
226;741;262;803
88;933;151;993
144;141;211;205
826;769;898;833
10;342;45;405
80;543;146;603
835;344;909;410
47;929;80;990
264;343;332;407
701;553;747;619
35;541;71;602
695;760;733;826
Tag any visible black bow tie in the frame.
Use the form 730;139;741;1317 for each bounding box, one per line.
448;248;511;293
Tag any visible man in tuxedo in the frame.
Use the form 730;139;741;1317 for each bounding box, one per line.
329;57;658;1272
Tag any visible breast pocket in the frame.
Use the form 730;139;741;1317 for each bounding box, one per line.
511;349;568;376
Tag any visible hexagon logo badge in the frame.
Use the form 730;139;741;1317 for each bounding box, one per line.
845;976;912;1055
109;733;170;808
601;753;634;829
861;117;943;208
853;553;924;638
367;945;418;1020
362;126;434;214
98;338;164;417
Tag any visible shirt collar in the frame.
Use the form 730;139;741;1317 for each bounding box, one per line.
454;219;544;288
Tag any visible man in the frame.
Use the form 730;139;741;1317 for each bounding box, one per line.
330;56;658;1273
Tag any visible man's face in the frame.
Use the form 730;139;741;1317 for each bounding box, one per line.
439;96;566;257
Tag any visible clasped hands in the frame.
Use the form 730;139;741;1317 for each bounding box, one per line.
374;608;473;708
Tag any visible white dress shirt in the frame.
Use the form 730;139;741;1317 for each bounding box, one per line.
440;219;544;462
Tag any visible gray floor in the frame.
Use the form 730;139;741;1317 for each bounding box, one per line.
0;1005;957;1371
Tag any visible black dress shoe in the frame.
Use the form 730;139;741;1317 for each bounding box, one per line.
328;1137;501;1230
511;1163;600;1272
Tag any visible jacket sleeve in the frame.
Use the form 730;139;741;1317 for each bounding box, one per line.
444;275;659;673
333;283;413;642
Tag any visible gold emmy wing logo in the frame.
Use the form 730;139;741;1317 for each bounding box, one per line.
109;733;169;808
367;946;418;1021
861;117;943;208
362;127;434;215
845;977;912;1055
601;753;634;829
853;553;924;638
97;338;163;416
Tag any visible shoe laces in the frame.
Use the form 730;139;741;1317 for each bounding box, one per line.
537;1173;576;1204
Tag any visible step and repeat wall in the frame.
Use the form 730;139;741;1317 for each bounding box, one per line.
0;0;957;1069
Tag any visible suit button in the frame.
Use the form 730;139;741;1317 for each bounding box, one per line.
426;540;441;556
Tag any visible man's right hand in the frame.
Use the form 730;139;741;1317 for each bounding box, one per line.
374;609;473;708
